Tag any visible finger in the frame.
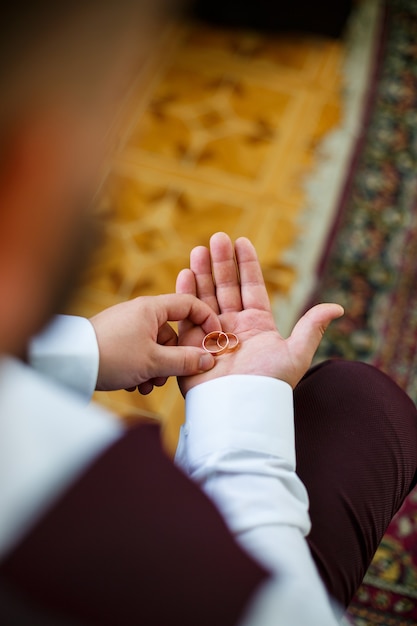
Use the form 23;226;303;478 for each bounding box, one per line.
125;386;137;392
157;322;178;346
176;268;197;297
190;246;219;313
156;293;221;335
154;344;215;378
210;232;243;313
138;381;154;395
152;376;168;387
288;303;344;369
235;237;271;312
176;269;198;337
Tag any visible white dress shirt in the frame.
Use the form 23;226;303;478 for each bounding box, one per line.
0;314;339;625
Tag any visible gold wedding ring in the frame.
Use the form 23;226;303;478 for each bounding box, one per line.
202;331;240;356
203;331;229;355
222;332;239;352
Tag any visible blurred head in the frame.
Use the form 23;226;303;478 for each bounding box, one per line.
0;1;167;357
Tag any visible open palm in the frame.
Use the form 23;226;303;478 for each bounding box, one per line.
176;233;343;396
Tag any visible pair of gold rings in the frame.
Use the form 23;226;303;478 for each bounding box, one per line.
202;331;240;356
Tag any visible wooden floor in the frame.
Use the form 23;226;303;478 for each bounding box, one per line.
67;21;344;454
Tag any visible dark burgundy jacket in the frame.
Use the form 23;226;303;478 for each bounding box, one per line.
0;424;268;625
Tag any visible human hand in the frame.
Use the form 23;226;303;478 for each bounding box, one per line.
176;233;344;396
90;294;221;395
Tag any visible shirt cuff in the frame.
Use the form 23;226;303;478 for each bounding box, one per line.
181;375;294;468
29;315;99;402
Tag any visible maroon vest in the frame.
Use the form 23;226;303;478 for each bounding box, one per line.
0;424;268;625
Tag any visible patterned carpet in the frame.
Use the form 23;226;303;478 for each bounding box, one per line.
313;1;417;623
67;18;349;452
348;492;417;625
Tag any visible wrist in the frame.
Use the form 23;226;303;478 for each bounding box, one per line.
185;374;295;464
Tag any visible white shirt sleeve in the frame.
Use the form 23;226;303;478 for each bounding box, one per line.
28;315;99;402
0;356;122;559
175;375;339;626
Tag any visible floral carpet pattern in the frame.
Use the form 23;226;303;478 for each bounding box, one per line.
313;1;417;623
345;491;417;625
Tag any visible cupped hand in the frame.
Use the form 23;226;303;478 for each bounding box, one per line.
176;233;344;396
90;294;221;395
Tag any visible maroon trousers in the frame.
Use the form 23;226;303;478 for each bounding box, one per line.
1;360;417;624
296;360;417;608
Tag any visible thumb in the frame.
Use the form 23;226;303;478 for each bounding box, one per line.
288;303;344;368
154;344;216;378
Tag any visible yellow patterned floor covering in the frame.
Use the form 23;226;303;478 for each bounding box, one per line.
67;21;344;453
